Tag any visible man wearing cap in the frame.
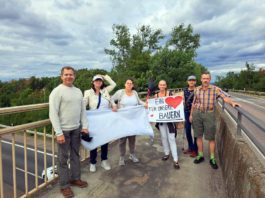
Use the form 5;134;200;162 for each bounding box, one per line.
183;75;198;158
49;66;88;198
190;71;240;169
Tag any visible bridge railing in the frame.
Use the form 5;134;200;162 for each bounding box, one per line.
231;89;265;96
218;99;265;156
0;104;89;198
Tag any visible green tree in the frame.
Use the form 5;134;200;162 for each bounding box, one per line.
105;23;205;90
167;24;200;56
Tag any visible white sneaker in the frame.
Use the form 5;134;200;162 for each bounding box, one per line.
90;164;96;172
119;156;125;166
101;160;111;170
129;154;139;163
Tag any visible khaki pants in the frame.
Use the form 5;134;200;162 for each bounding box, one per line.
192;110;216;140
119;136;136;157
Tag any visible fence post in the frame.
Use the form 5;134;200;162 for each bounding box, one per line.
0;137;4;198
237;111;242;136
222;98;225;111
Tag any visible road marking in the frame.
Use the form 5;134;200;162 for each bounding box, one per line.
241;131;265;161
1;140;57;158
16;167;43;179
231;95;265;110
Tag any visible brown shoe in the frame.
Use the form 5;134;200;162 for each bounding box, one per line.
60;187;74;198
183;149;192;154
190;151;197;158
69;179;88;188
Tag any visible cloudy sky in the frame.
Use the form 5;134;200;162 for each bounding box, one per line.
0;0;264;81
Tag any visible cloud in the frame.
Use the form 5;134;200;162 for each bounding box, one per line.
0;0;264;81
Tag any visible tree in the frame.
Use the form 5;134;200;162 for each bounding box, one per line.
105;24;131;71
167;24;200;57
105;23;206;90
215;62;265;91
105;24;164;89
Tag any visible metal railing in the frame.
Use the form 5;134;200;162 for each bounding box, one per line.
0;104;89;198
231;89;265;96
218;99;265;156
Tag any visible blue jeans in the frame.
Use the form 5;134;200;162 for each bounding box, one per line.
185;111;198;152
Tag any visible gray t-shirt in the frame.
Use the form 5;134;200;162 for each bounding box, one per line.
120;94;138;108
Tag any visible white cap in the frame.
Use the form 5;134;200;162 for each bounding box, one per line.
187;75;196;81
92;75;103;81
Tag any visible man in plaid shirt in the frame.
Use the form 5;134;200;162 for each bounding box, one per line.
190;71;239;169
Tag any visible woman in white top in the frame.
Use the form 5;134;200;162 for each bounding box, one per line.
155;80;180;169
83;74;116;172
111;79;145;166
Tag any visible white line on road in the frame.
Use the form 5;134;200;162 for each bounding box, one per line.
232;95;265;110
1;140;57;158
16;167;43;179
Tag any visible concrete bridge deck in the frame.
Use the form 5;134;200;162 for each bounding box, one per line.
38;129;226;198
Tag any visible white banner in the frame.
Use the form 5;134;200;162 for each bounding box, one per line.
81;105;154;150
148;96;185;122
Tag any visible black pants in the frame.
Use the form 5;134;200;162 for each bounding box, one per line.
90;143;108;164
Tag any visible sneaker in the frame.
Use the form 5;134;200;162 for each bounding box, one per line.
101;160;111;170
173;161;180;169
60;187;74;198
161;155;170;161
129;154;139;163
119;156;125;166
193;156;205;164
90;164;96;172
209;159;218;169
69;179;88;188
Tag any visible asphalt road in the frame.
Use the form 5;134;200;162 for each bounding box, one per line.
1;139;55;197
223;92;265;156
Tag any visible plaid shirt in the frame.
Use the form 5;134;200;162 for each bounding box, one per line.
192;85;226;112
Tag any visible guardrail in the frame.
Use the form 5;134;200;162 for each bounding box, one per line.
231;89;265;96
0;104;89;198
218;99;265;156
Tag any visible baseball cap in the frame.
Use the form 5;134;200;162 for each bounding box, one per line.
92;75;103;81
187;75;196;81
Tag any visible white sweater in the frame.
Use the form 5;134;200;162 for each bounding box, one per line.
49;84;88;136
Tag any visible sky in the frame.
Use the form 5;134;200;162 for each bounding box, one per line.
0;0;265;81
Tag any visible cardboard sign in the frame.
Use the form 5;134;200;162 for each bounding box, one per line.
148;96;185;122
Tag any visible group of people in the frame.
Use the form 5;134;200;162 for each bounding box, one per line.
49;66;239;198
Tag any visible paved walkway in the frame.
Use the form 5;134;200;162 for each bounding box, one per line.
38;128;226;198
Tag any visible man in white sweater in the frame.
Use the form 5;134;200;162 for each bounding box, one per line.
49;66;88;198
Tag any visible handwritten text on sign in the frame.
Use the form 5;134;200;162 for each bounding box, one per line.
148;96;185;122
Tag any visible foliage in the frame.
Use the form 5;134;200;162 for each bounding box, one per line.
215;62;265;91
105;23;206;90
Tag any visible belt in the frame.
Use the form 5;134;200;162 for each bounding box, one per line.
195;109;214;113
